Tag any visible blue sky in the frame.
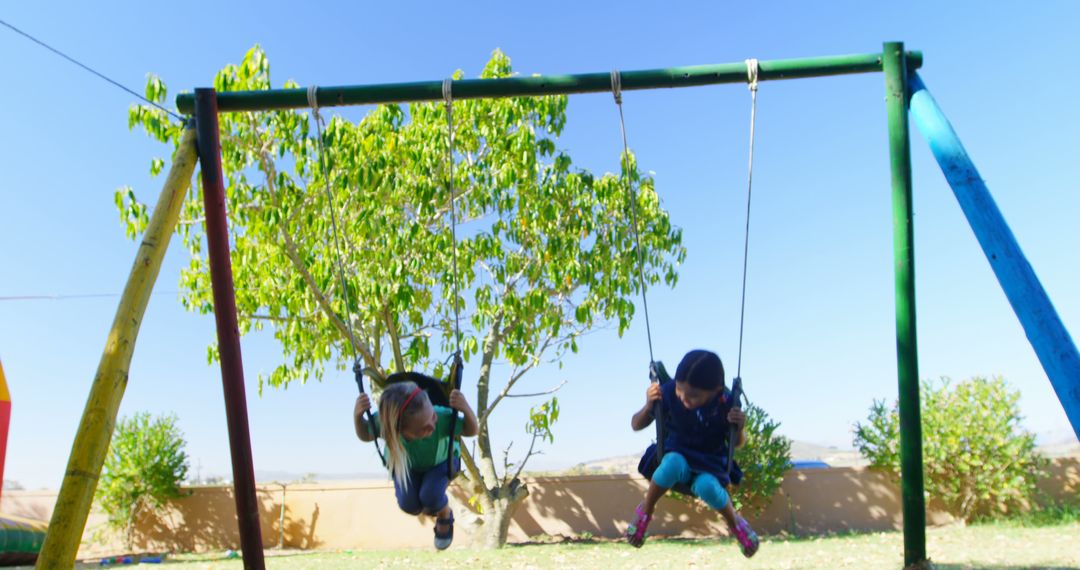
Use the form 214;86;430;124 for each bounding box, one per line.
1;1;1077;490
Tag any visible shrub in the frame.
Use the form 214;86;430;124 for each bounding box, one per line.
96;412;190;549
854;376;1045;522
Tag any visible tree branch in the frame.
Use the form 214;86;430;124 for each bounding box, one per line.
241;313;317;324
474;307;506;487
251;127;379;371
383;303;406;373
512;431;542;484
457;444;487;501
481;334;556;423
504;379;568;399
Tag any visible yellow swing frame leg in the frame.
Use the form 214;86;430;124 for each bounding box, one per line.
37;126;198;569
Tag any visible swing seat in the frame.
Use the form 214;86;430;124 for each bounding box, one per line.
384;371;454;408
382;359;465;480
638;361;742;497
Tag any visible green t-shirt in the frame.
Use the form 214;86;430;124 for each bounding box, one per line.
370;405;463;471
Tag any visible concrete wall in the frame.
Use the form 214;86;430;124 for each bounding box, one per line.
4;458;1077;556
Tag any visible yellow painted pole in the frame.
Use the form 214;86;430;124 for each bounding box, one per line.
36;126;198;569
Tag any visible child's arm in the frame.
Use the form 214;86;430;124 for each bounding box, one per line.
354;394;377;442
449;389;480;437
631;383;662;431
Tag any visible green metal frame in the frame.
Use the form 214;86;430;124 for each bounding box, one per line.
177;51;922;113
169;45;929;568
884;42;927;567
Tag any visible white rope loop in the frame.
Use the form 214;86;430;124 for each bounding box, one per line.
610;69;623;105
745;58;760;92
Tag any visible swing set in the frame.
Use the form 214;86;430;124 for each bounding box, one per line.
37;43;1080;570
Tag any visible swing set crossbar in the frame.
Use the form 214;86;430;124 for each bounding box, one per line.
175;50;922;114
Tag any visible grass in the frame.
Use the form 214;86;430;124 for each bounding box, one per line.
974;504;1080;528
67;523;1080;569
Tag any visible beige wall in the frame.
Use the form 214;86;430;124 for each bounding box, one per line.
4;458;1077;556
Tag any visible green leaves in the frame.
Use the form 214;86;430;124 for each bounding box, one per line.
95;412;189;550
114;187;149;240
526;397;560;444
144;73;167;104
854;376;1045;522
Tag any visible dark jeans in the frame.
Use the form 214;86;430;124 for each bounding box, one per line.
393;458;459;516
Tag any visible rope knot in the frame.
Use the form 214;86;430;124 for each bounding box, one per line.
610;70;623;105
442;78;453;108
745;59;760;92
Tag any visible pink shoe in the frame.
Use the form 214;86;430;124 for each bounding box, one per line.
732;516;759;558
625;504;653;548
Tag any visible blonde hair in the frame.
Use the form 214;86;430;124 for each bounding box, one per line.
378;382;431;489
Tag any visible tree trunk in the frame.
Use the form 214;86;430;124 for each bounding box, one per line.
478;483;529;549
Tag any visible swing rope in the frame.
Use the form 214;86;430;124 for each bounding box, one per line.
443;78;465;480
735;59;759;382
724;58;760;478
443;78;464;358
612;70;669;461
611;70;656;366
307;85;383;460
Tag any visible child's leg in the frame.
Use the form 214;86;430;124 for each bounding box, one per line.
689;473;735;525
627;452;691;547
393;473;423;515
417;460;457;549
690;473;759;558
417;460;453;515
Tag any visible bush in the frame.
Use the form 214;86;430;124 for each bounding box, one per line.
854;376;1045;523
731;403;792;515
96;412;190;549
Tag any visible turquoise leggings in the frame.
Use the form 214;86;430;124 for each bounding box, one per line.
652;451;730;511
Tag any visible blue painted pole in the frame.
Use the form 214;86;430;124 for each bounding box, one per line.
908;73;1080;441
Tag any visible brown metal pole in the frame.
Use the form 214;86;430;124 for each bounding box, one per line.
193;88;266;570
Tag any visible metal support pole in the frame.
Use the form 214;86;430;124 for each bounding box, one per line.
193;88;266;570
883;41;928;569
909;73;1080;440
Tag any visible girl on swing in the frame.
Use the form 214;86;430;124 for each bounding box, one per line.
354;382;479;550
625;349;760;557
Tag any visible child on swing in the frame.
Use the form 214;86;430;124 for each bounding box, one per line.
355;382;479;550
625;349;760;557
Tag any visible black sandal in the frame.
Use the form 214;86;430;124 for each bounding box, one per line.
434;510;455;550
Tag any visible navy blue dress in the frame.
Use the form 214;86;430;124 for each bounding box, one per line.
638;380;743;487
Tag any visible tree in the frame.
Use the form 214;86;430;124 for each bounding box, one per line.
95;412;190;550
119;47;684;547
854;376;1045;523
